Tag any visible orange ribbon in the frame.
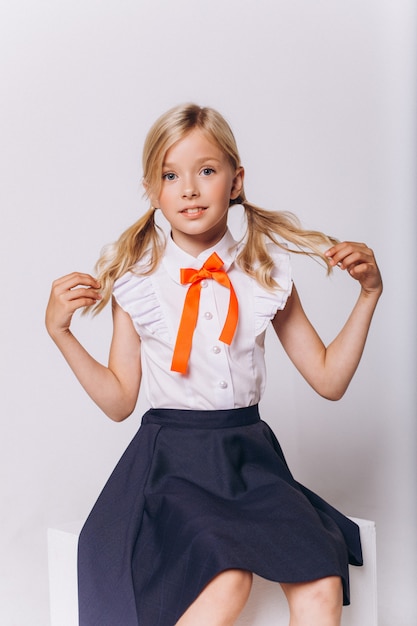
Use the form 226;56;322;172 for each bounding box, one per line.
171;252;238;374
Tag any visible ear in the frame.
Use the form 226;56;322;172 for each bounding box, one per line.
230;167;244;200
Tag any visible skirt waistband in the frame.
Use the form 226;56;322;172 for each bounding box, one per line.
142;404;260;429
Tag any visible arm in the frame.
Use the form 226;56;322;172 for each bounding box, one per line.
272;242;382;400
45;272;142;421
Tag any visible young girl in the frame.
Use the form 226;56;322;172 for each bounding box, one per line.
46;103;382;626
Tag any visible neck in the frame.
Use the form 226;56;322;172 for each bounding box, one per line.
170;227;228;258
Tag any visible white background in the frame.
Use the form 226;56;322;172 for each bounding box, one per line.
1;1;416;624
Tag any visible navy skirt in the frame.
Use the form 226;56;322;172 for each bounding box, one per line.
78;405;363;625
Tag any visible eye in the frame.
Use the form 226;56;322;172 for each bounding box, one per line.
201;167;215;176
162;172;177;181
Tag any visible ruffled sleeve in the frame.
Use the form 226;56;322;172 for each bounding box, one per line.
113;269;169;340
253;243;293;335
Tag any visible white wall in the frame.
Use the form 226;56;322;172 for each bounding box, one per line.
1;1;415;624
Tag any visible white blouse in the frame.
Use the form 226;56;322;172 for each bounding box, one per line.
113;229;292;411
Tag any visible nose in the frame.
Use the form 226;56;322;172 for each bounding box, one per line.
181;176;199;199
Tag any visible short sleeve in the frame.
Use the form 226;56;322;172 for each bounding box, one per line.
253;243;293;335
113;270;169;340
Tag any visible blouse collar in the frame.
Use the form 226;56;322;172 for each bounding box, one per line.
162;229;239;284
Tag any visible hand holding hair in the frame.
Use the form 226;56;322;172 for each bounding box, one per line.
325;241;383;297
45;272;102;340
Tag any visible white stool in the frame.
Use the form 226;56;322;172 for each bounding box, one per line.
48;517;377;626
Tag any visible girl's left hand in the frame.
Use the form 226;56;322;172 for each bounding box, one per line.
325;241;383;296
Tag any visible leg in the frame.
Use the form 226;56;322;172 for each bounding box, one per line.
281;576;343;626
175;569;253;626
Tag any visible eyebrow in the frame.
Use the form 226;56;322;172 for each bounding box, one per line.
162;156;222;169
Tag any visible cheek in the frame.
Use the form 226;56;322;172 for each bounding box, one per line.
157;191;179;216
212;177;234;199
155;187;171;208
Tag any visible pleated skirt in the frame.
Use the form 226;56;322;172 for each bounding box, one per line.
78;405;363;626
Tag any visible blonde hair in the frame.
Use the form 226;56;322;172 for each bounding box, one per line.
92;103;337;313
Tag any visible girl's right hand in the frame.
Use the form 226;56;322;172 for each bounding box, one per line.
45;272;102;338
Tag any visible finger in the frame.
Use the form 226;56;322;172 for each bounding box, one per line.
67;296;102;310
52;272;99;287
325;243;372;269
349;261;379;280
325;242;350;266
52;273;101;294
49;286;102;311
348;262;371;277
66;286;102;302
341;251;373;272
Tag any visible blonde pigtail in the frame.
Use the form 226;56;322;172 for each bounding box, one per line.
238;201;338;290
88;207;164;315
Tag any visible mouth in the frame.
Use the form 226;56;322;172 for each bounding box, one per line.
180;207;207;216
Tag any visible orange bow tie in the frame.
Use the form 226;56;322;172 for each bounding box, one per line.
171;252;238;375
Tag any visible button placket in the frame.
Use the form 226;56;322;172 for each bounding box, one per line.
198;278;233;406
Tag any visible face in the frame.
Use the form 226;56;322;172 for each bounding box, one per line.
151;129;244;257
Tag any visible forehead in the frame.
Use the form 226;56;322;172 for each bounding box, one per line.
163;128;225;165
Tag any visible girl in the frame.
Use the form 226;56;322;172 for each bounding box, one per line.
46;103;382;626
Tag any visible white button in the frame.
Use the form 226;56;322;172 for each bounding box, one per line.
201;280;208;288
204;312;213;320
218;380;228;389
212;346;221;354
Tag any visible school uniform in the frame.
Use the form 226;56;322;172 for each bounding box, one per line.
78;229;362;625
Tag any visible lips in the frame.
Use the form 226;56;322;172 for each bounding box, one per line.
181;207;207;215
